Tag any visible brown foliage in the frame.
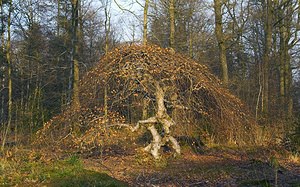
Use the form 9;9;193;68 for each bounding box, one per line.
35;106;126;152
36;44;256;151
79;44;256;144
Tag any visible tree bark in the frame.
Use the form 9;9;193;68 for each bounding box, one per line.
285;45;293;118
57;0;61;35
169;0;175;48
1;0;12;151
0;0;4;53
104;0;111;121
276;0;295;119
136;81;180;159
261;0;272;117
0;0;4;125
214;0;229;86
142;0;150;119
71;0;80;109
285;2;294;118
278;0;286;117
145;125;162;159
143;0;149;45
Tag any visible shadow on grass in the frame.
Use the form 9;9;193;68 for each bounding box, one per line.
48;169;128;187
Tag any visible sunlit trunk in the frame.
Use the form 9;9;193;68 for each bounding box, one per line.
143;0;149;45
137;81;180;159
71;0;80;110
169;0;175;48
214;0;229;86
104;0;111;121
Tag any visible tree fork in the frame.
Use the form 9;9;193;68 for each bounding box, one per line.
134;81;181;159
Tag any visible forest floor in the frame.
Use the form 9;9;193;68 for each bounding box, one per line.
82;144;300;186
0;142;299;187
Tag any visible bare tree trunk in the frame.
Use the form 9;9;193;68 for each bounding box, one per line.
0;0;4;126
256;62;262;121
78;0;83;53
214;0;229;86
142;0;150;119
169;0;175;48
104;0;111;121
2;0;12;151
275;0;296;119
262;0;272;117
155;82;180;155
57;0;60;35
276;0;286;117
144;125;162;159
0;0;3;53
285;48;293;118
155;82;172;133
136;81;180;159
62;2;71;106
285;3;294;119
279;26;286;116
71;0;80;109
143;0;149;45
189;32;193;58
70;0;80;134
142;98;149;120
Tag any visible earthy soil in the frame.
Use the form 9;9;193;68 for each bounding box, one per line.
82;145;300;187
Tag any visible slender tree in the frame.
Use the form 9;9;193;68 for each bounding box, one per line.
57;0;61;36
0;0;5;126
261;0;273;116
277;0;288;117
103;0;111;120
1;0;12;151
70;0;80;109
278;0;297;118
214;0;229;86
142;0;150;120
0;0;4;53
169;0;175;48
143;0;149;45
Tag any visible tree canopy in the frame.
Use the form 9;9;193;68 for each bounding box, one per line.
36;44;256;158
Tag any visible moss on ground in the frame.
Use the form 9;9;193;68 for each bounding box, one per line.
0;153;127;186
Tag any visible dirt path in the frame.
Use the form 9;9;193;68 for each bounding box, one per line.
83;147;300;186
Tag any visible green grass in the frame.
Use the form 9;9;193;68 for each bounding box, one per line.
0;154;127;186
48;170;127;187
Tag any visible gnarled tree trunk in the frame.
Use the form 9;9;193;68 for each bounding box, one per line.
135;81;180;159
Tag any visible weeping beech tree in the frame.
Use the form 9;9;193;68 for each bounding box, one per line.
37;44;256;159
79;44;256;157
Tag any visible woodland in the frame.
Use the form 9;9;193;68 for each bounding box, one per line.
0;0;300;186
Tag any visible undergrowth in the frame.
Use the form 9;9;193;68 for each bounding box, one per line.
0;149;127;186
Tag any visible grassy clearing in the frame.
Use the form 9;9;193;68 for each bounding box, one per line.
0;150;127;186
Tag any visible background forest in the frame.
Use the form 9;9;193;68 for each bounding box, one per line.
0;0;299;155
1;0;299;146
0;0;300;186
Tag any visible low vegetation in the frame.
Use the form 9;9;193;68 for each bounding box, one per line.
0;143;299;186
0;149;127;186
